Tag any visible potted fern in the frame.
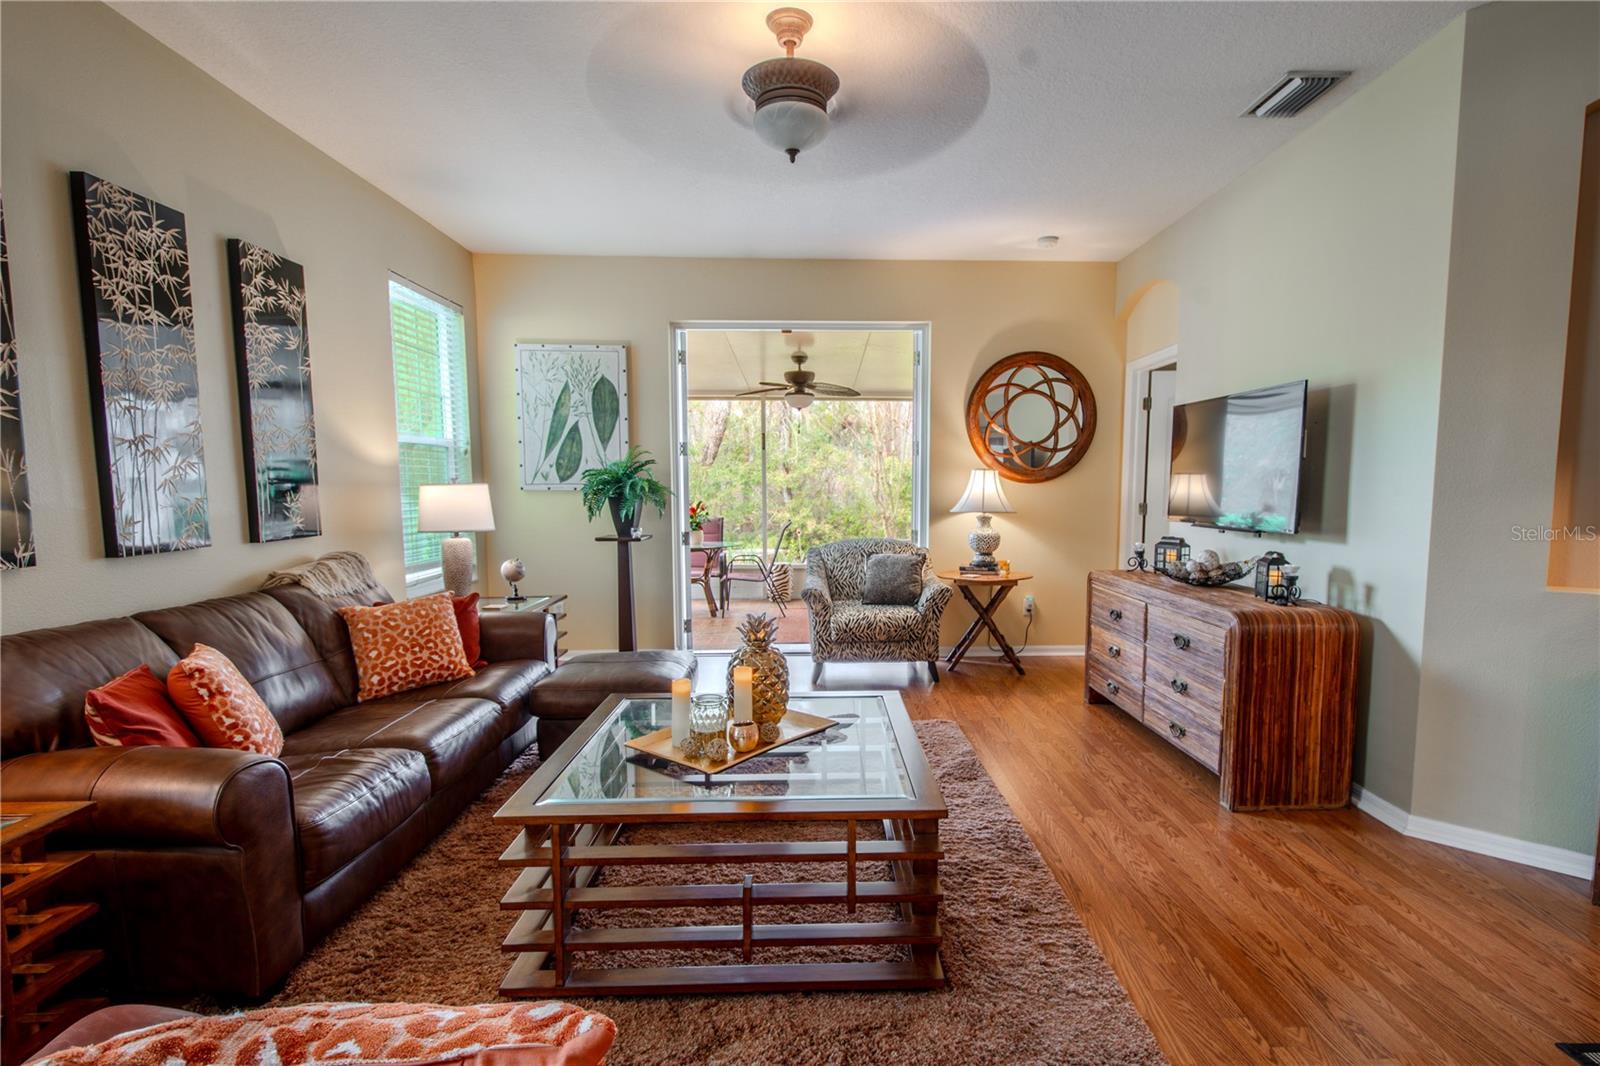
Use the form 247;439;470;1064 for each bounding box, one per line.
580;447;671;537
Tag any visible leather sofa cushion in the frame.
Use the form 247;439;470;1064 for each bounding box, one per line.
410;660;550;714
280;697;503;789
1;618;179;756
530;651;697;721
262;582;395;705
135;594;345;734
282;749;430;889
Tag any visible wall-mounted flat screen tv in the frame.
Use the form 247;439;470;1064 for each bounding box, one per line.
1167;379;1308;534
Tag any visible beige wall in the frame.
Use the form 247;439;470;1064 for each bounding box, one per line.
1123;280;1179;362
473;256;1122;651
1411;2;1600;855
1116;20;1467;808
0;2;476;633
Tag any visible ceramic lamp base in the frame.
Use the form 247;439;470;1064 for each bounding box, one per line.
440;536;475;596
968;513;1001;569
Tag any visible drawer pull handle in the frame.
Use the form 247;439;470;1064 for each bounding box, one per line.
1106;680;1120;695
1108;644;1121;658
1170;678;1188;695
1168;721;1187;739
1108;607;1123;622
1172;634;1191;650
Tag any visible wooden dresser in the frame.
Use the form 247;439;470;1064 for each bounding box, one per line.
1084;570;1360;811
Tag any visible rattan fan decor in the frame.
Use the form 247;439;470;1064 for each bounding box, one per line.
966;352;1096;482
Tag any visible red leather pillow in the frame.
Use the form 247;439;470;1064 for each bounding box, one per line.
83;665;201;748
452;592;488;668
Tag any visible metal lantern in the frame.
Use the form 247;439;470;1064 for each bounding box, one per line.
1153;536;1190;574
1254;551;1290;599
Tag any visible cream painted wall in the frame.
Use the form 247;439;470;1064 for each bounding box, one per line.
1411;2;1600;855
473;256;1122;652
0;2;476;633
1116;21;1467;808
1124;280;1179;361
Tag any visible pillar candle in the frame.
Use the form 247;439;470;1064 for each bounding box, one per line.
671;677;692;748
732;666;754;722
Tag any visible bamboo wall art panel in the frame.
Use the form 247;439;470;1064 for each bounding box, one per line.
227;239;320;542
0;195;37;568
69;172;211;557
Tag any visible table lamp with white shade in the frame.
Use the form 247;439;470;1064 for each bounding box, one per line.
417;483;495;596
950;469;1015;571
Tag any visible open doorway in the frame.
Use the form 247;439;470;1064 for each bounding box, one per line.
669;324;930;651
1121;347;1179;560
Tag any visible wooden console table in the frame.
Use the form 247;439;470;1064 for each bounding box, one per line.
595;535;650;652
1083;570;1359;811
1;802;104;1065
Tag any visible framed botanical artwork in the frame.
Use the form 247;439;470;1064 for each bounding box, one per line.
69;171;210;557
227;239;320;542
516;343;629;490
0;195;36;569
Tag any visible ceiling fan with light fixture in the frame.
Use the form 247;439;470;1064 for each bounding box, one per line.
738;350;860;410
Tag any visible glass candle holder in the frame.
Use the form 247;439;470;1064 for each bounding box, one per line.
687;693;730;760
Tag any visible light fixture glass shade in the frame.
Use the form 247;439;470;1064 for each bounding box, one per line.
950;469;1016;514
417;483;495;532
753;98;830;160
785;391;815;410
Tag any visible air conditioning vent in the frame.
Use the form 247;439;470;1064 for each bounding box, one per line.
1244;71;1350;117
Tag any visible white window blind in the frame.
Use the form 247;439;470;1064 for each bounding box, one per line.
389;277;470;578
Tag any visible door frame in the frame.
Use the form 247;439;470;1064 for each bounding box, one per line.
668;320;933;651
1119;345;1179;562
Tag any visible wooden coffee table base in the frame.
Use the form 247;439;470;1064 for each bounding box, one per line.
496;817;946;996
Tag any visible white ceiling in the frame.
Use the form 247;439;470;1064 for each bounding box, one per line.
686;330;914;399
116;2;1471;261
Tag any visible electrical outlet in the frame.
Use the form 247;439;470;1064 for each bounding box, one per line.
1023;595;1035;617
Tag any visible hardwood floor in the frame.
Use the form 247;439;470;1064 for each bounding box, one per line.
696;653;1600;1065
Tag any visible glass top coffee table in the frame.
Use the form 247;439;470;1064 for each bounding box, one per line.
493;690;947;996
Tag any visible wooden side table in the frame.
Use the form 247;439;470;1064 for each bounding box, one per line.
938;572;1033;677
595;534;652;652
1;801;104;1065
483;594;569;664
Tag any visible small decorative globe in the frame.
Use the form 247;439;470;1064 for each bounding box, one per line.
500;558;527;584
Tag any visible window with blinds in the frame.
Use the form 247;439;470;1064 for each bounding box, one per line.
389;278;470;581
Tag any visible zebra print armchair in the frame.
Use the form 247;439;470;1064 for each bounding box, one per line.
801;539;952;684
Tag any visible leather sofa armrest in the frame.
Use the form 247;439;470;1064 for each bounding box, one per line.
480;608;556;664
0;746;292;849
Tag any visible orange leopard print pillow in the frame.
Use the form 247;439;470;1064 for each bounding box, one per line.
32;1001;617;1066
167;644;285;755
340;593;474;702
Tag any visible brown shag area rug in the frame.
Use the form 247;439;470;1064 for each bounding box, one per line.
260;720;1164;1065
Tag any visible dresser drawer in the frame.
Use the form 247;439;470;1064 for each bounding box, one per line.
1089;623;1144;680
1143;654;1223;734
1089;583;1146;643
1087;656;1143;720
1147;606;1227;680
1143;690;1221;772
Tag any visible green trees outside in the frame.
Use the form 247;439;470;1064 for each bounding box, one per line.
689;399;912;560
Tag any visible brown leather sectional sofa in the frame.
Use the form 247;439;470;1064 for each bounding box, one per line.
0;575;693;1000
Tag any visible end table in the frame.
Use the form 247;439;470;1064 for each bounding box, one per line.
937;571;1033;677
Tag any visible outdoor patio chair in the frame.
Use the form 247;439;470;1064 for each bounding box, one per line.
721;520;794;617
690;516;727;616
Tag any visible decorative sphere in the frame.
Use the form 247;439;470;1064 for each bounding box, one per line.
500;558;527;584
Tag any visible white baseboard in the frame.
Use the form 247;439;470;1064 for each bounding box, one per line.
936;644;1084;657
1351;784;1594;879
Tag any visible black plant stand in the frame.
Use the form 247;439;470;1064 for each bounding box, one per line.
596;534;651;652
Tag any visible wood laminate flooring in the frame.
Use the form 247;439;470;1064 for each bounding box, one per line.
695;652;1600;1065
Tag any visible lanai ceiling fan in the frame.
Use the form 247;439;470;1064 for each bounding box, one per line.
739;349;860;410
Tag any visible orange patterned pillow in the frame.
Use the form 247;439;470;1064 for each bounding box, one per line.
340;593;474;702
167;644;284;755
32;1001;617;1066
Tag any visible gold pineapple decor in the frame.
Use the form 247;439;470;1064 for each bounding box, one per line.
726;613;789;742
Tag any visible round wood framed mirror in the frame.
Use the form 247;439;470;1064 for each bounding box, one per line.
966;351;1096;482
